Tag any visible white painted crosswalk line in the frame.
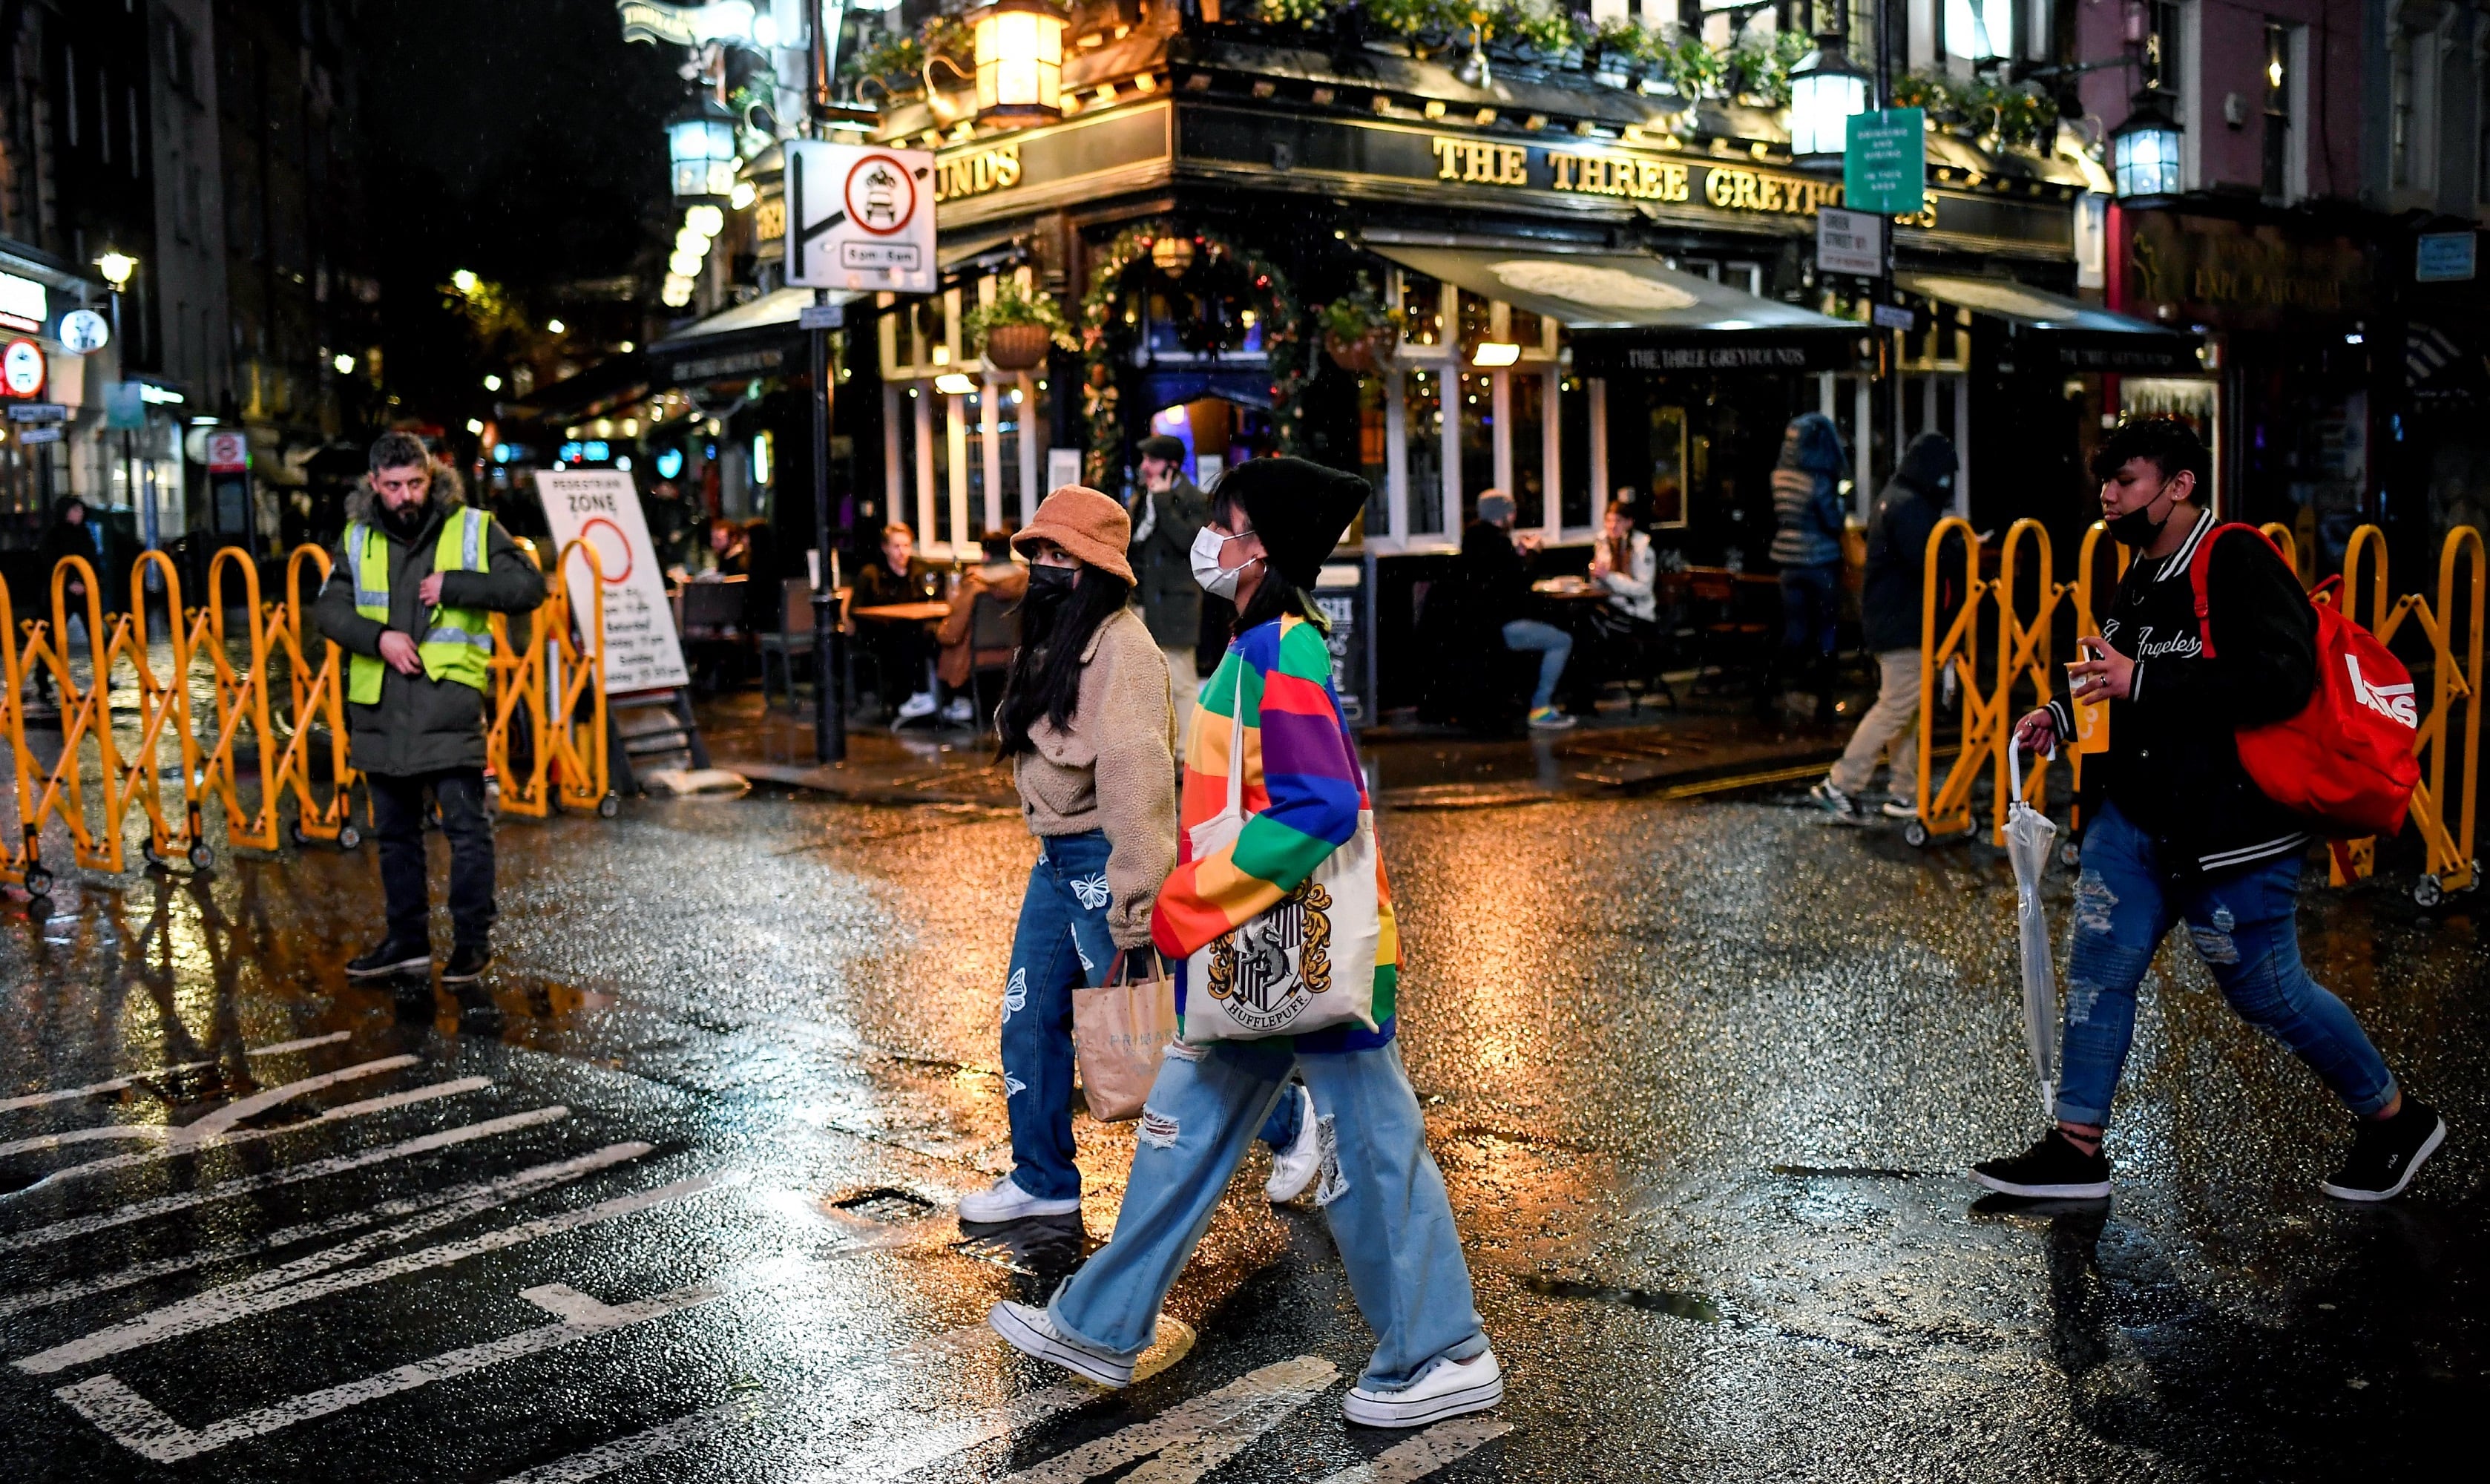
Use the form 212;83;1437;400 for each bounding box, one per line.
493;1399;755;1484
0;1055;418;1158
1313;1417;1513;1484
16;1167;736;1374
0;1142;654;1320
989;1356;1338;1484
54;1278;726;1464
0;1032;353;1114
3;1075;492;1194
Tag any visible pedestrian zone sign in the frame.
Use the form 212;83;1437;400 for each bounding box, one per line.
536;470;691;695
785;142;936;294
1844;109;1926;217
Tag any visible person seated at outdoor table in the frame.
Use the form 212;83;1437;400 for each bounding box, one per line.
698;517;751;580
1457;489;1575;731
936;528;1028;725
853;522;940;722
1591;500;1657;624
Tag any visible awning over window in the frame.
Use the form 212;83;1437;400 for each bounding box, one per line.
1367;243;1865;373
1898;273;2204;375
646;286;864;390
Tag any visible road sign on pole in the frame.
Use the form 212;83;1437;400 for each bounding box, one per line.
1844;109;1926;217
785;142;936;294
1816;208;1885;278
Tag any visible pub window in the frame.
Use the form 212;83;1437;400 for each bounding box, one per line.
1559;375;1594;529
996;382;1025;528
1456;290;1493;357
1646;405;1689;531
1404;368;1445;536
2262;23;2305;203
1359;375;1389;538
964;388;988;534
1457;369;1494;526
1398;270;1444;347
1511;370;1549;529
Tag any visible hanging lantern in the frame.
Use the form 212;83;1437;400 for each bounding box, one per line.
1786;32;1872;165
668;96;740;200
973;0;1066;127
1150;235;1197;276
2112;90;2183;200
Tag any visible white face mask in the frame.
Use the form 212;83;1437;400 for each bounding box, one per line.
1191;526;1257;600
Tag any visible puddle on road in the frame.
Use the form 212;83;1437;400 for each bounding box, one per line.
1520;1273;1724;1323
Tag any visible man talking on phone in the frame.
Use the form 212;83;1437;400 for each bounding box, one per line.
1973;416;2443;1204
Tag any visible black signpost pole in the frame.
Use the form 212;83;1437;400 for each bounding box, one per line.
808;289;846;766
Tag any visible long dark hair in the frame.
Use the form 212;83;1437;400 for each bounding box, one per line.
1208;483;1327;639
995;565;1135;757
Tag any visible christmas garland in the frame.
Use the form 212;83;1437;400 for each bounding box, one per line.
1079;223;1305;485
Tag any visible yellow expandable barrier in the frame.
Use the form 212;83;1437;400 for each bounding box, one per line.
1991;518;2073;842
1911;516;1994;845
0;534;612;898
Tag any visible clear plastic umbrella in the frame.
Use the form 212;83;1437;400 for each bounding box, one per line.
2005;741;2059;1119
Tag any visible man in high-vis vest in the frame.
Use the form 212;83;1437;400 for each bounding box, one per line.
313;433;545;985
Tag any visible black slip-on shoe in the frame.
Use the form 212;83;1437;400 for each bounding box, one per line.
2322;1100;2446;1202
346;939;433;979
1971;1129;2112;1201
440;945;492;985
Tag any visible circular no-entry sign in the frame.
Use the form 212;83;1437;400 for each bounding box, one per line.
1;338;45;398
578;516;634;585
843;154;918;237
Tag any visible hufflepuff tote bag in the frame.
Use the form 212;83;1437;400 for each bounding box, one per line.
1180;668;1381;1043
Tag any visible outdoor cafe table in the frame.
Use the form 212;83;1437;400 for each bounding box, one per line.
850;601;953;623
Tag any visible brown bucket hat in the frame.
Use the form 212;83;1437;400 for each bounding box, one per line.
1011;485;1134;584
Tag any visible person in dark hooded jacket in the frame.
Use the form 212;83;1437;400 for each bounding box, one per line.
1764;413;1850;723
1812;432;1957;821
312;433;545;986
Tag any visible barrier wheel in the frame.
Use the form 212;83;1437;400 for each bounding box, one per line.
187;842;214;871
2059;840;2082;870
1902;819;1931;848
287;821;309;849
23;866;51;896
141;841;165;869
597;793;620;819
2414;876;2444;909
338;824;362;852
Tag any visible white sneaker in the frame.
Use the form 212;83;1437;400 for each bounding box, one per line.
956;1174;1080;1224
1342;1348;1504;1428
940;697;974;725
895;691;938;720
1264;1086;1321;1203
1880;797;1919;820
989;1300;1134;1387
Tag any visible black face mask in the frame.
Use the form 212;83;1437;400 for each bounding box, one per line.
1024;562;1077;605
2104;480;2175;548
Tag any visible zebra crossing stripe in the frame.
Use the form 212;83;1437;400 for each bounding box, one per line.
0;1141;651;1321
493;1399;754;1484
1313;1416;1513;1483
0;1056;419;1158
4;1076;492;1193
0;1032;352;1114
0;1106;569;1252
16;1167;732;1374
990;1355;1338;1484
53;1279;724;1463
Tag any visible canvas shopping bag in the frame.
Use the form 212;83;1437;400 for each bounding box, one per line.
1072;951;1177;1123
1180;667;1381;1043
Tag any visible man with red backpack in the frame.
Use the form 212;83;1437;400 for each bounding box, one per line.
1977;416;2444;1203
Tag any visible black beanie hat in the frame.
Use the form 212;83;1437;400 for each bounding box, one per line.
1897;432;1958;498
1214;456;1369;589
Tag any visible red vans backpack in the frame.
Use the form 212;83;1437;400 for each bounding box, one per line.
2187;525;2420;837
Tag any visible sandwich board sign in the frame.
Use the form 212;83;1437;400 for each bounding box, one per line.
534;469;690;694
784;141;936;294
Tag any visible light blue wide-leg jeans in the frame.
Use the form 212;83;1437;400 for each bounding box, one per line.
1047;1037;1487;1391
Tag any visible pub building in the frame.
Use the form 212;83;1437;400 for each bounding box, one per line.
585;2;2206;712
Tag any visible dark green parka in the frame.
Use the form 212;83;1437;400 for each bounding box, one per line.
311;470;545;777
1128;475;1208;649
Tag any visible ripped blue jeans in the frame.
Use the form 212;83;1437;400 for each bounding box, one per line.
1000;830;1301;1203
2057;801;2397;1128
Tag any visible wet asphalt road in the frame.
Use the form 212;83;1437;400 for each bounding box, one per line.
0;788;2483;1482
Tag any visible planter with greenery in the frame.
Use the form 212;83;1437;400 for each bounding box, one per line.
1318;275;1406;374
964;279;1076;372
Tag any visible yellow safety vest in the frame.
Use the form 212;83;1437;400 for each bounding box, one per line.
346;508;494;704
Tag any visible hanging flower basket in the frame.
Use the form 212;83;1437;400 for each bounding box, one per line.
983;322;1052;371
1324;329;1390;375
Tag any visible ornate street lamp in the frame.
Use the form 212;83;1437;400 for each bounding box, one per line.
2112;89;2183;200
669;96;740;200
1787;30;1873;165
973;0;1065;127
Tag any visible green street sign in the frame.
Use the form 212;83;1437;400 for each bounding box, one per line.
1844;109;1926;217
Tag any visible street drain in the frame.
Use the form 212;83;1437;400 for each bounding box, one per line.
829;1187;939;1224
1521;1275;1721;1323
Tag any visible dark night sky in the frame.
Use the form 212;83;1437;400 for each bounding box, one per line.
360;0;684;292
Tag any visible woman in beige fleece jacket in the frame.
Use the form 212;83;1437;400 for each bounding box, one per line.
959;485;1308;1225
